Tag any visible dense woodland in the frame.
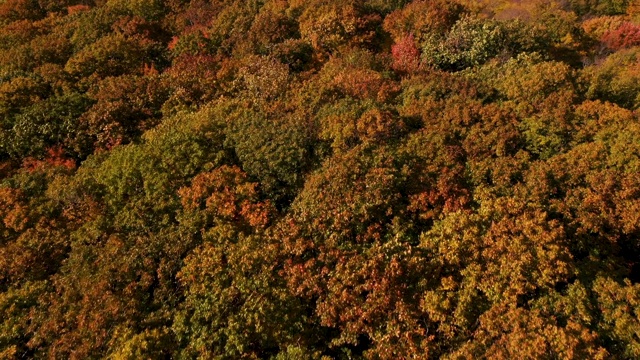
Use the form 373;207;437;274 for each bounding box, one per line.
1;0;640;358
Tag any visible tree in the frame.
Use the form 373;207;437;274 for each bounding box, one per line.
2;92;92;159
583;47;640;109
382;0;465;43
298;0;382;56
223;102;315;207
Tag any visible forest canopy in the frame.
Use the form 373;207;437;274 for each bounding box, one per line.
1;0;640;359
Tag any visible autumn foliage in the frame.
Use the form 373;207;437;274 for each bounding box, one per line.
1;0;640;359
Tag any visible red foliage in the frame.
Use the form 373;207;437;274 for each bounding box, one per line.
391;33;421;74
163;54;225;106
174;0;219;33
601;22;640;50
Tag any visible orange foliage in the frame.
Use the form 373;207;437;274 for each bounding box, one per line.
179;165;275;231
67;5;91;15
22;146;77;171
0;187;29;233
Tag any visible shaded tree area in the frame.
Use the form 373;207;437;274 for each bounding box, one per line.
1;0;640;359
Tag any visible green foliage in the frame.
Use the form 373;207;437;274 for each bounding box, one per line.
68;5;127;51
570;0;631;16
173;232;301;358
224;103;315;207
0;281;49;358
422;16;553;71
1;92;92;159
65;32;154;78
106;0;167;21
583;47;640;109
422;16;507;70
594;277;640;357
205;1;259;57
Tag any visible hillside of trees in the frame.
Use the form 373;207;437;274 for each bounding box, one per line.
1;0;640;358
